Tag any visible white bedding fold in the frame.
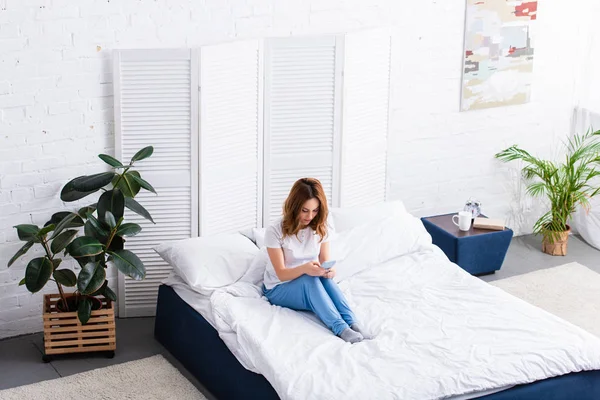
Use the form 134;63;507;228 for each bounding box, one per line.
210;249;600;400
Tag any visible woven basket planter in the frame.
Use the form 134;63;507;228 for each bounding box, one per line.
42;293;116;362
542;226;571;256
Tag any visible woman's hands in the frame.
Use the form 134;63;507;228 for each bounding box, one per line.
302;261;336;278
302;261;326;277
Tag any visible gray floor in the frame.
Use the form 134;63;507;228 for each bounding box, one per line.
0;234;598;398
479;234;600;282
0;313;217;399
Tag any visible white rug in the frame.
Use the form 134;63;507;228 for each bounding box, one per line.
489;262;600;338
0;354;207;400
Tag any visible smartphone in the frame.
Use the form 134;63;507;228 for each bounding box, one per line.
321;260;336;270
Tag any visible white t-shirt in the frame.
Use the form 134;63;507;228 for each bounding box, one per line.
263;218;331;290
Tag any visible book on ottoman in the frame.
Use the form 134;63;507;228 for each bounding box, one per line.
473;217;505;231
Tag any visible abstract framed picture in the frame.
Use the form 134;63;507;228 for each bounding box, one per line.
460;0;537;111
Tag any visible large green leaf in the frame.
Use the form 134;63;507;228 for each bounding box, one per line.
116;223;141;237
37;224;55;238
8;241;34;267
130;174;156;194
46;212;84;229
25;257;53;293
85;214;109;238
97;189;125;223
98;154;124;168
84;220;108;242
77;296;92;325
52;258;62;269
105;211;116;229
124;197;155;224
113;171;141;198
130;146;154;163
104;285;117;302
66;237;104;258
50;213;84;239
71;172;116;192
14;224;40;242
108;249;145;280
60;178;99;202
45;211;69;227
77;262;106;295
89;280;108;296
53;269;77;287
50;230;78;254
77;206;97;219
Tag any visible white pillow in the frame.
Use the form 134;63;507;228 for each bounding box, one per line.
238;227;267;249
330;213;432;282
154;233;259;295
239;247;269;286
252;227;267;248
329;200;408;233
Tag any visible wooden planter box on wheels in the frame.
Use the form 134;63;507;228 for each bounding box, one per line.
42;293;116;362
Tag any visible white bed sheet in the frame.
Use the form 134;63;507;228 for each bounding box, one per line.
162;272;260;373
164;269;511;400
209;250;600;400
163;264;512;400
162;272;216;329
163;270;513;399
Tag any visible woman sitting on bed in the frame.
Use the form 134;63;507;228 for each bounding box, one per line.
263;177;369;344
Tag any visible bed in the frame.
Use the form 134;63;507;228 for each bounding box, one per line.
155;285;600;400
153;204;600;399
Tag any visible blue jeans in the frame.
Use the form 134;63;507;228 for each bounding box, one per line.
263;275;356;336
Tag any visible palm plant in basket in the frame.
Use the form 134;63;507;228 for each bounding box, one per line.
7;146;156;324
495;129;600;256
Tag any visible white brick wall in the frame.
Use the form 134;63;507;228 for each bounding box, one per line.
0;0;596;338
579;2;600;114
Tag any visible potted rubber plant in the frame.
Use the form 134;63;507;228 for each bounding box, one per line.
6;146;156;360
495;129;600;255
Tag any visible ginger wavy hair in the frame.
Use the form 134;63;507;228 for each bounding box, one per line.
281;178;329;241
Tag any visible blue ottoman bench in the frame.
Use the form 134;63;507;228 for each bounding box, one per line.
421;213;513;275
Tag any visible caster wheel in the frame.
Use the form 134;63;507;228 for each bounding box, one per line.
42;355;52;363
106;351;115;359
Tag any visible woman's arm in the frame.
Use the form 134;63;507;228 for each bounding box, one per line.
319;241;336;279
318;241;330;265
267;247;324;282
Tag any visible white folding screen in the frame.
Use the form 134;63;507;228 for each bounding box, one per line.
340;28;391;207
114;49;199;317
263;36;343;224
113;29;391;317
199;40;263;235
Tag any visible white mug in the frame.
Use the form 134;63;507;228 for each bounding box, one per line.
452;211;472;232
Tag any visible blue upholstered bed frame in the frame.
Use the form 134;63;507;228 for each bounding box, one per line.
154;284;600;400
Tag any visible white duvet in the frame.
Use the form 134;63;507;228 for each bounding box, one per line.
209;215;600;400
